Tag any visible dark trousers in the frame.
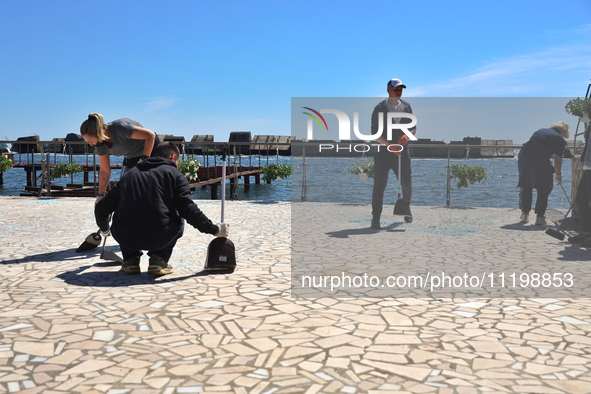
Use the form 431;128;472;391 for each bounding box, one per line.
520;187;549;217
120;242;177;262
575;170;591;233
121;135;161;176
372;153;412;218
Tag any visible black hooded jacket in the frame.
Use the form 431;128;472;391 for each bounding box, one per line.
95;157;218;251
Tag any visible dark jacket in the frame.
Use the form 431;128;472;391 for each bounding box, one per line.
517;128;566;193
371;99;416;159
95;157;218;251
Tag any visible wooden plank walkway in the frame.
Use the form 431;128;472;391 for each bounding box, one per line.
19;165;264;199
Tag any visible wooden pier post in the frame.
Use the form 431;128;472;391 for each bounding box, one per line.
26;167;33;186
230;178;238;196
244;175;250;191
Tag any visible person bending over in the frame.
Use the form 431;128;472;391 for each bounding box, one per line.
77;113;161;252
517;121;569;225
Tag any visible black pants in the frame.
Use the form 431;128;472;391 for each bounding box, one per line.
575;170;591;233
520;187;549;217
119;241;177;262
372;153;412;218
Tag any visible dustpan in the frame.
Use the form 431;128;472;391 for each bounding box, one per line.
100;233;123;263
204;147;236;271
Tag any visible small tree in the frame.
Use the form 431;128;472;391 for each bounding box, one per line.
261;164;292;183
347;160;375;179
565;97;591;119
450;164;487;189
177;157;201;181
50;162;83;180
0;155;13;185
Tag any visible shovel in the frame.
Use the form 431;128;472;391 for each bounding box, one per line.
99;213;123;263
204;146;236;271
392;152;411;222
99;233;124;263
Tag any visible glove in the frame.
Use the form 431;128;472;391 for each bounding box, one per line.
556;173;562;185
100;227;111;236
388;143;402;157
398;134;409;146
216;223;229;238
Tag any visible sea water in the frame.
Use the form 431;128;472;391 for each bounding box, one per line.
0;153;573;211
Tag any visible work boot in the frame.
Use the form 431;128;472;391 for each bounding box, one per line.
371;217;381;229
120;257;141;275
147;255;174;276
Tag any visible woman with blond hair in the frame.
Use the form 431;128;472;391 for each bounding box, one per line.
77;113;159;252
517;121;570;226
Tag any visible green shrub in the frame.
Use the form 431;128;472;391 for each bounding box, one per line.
450;164;487;189
0;155;13;173
50;162;83;180
177;157;201;181
262;164;292;183
347;160;375;179
565;97;591;118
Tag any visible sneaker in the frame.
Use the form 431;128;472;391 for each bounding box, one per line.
371;217;381;229
121;257;141;275
404;215;413;224
147;255;174;276
568;234;590;244
535;216;547;226
520;212;529;223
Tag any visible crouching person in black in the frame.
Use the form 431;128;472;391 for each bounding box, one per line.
95;142;229;276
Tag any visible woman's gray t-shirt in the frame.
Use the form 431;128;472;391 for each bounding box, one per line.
95;118;145;158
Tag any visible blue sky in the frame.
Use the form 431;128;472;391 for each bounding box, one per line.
1;0;591;144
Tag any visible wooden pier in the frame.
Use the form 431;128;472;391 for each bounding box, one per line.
12;163;123;188
18;165;263;199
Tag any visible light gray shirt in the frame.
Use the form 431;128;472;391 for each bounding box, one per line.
95;118;145;158
386;100;405;124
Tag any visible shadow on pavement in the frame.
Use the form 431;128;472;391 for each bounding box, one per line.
557;243;591;262
326;222;405;238
499;223;551;232
55;264;234;287
0;247;108;265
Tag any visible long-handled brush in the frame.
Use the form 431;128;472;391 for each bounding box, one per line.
546;184;576;241
393;152;412;222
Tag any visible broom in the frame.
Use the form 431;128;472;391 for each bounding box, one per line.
545;183;575;241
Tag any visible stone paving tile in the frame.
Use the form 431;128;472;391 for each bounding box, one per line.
0;198;591;393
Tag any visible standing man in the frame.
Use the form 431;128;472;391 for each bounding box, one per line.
371;78;416;229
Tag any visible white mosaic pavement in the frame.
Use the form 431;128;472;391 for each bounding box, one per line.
0;197;591;394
